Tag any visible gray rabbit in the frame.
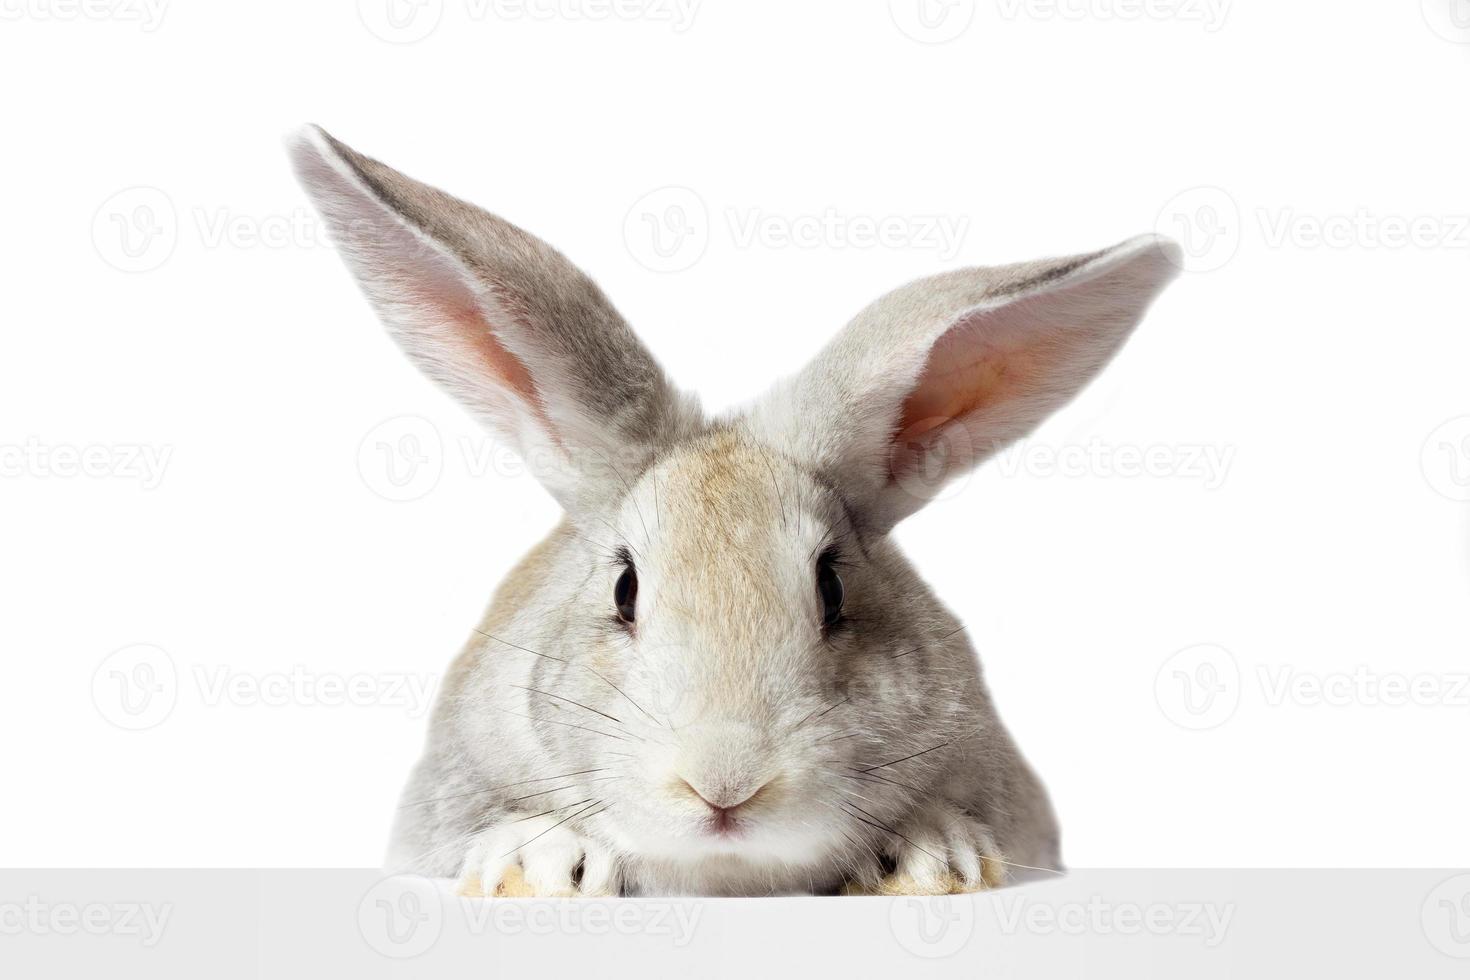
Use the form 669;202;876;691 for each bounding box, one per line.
290;125;1180;897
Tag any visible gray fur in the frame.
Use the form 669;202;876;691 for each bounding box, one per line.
288;126;1180;896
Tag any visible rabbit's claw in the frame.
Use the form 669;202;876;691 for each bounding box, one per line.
456;814;618;898
848;803;1007;896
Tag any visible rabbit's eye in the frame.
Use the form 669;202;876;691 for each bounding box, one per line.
817;553;844;628
614;563;638;624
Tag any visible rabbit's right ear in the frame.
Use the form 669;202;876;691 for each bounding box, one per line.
748;236;1181;532
288;125;700;511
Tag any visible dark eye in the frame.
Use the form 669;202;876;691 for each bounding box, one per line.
817;554;844;628
614;562;638;624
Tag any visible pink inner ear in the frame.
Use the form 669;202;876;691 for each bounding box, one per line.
408;282;553;433
451;305;543;409
897;313;1035;446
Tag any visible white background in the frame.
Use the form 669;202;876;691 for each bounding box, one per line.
2;1;1467;870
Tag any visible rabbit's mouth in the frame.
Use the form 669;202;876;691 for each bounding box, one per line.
703;808;745;839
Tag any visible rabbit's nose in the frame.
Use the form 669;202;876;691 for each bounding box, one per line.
670;720;778;821
674;775;771;814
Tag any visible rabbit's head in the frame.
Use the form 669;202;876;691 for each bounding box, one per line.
291;126;1179;877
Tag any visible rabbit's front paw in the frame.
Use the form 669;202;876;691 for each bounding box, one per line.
856;803;1007;896
456;813;618;898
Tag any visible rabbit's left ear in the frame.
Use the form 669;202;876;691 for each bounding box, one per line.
288;125;700;511
747;235;1182;531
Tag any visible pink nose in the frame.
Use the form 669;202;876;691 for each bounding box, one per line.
676;777;771;835
676;777;768;814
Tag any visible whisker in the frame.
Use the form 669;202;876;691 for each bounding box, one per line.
498;799;602;859
834;784;883;809
388;826;481;877
475;629;666;733
890;624;967;660
506;797;595;824
839;800;945;865
791;696;850;734
581;664;667;729
836;772;897;793
510;684;627;727
986;855;1066;876
823;803;883;874
398;767;612;809
491;706;629;742
593;517;643;562
593;446;651;549
845;767;924;795
856;739;951;773
506;776;621;805
760;452;789;533
473;627;568;665
576;802;614;824
564;528;623;563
